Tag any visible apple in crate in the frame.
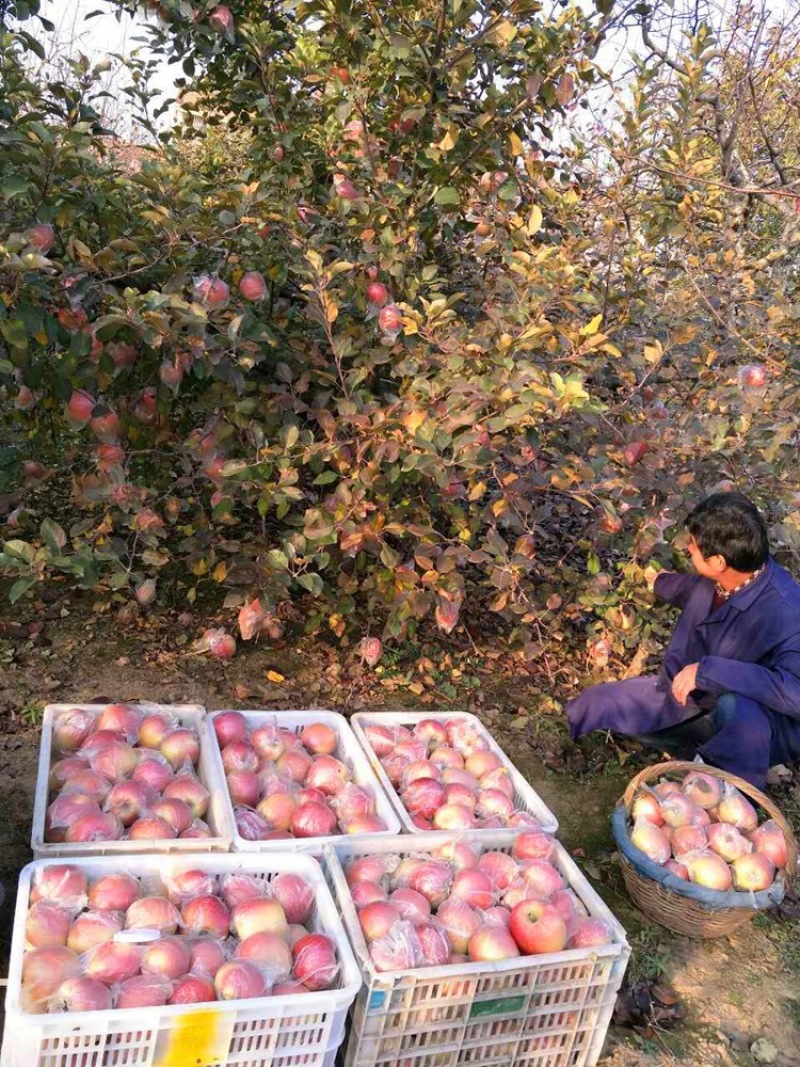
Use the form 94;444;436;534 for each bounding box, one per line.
509;900;567;954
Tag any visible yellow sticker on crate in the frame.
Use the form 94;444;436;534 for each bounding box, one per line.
154;1009;234;1066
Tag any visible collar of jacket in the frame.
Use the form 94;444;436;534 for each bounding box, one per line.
700;556;773;624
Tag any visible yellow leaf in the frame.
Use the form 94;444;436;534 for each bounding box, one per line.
581;314;603;337
191;558;208;577
643;345;661;364
600;343;622;357
508;131;523;157
468;481;487;501
403;410;426;434
212;561;228;582
527;205;543;236
266;670;285;684
436;127;459;152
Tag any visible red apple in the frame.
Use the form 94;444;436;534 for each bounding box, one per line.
468;925;521;962
748;820;788;869
509;900;567;955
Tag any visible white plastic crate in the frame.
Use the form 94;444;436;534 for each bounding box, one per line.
32;703;234;858
326;831;630;1067
207;709;402;852
350;711;558;835
2;851;361;1067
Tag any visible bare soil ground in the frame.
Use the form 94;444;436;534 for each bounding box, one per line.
0;596;798;1066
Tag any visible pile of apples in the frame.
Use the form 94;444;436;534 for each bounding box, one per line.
21;863;339;1013
344;833;611;973
46;705;213;843
630;771;787;892
362;717;539;831
213;713;388;841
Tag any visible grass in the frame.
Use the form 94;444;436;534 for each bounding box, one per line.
626;924;673;984
17;701;43;726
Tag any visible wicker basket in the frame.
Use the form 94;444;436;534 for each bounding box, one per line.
615;760;798;938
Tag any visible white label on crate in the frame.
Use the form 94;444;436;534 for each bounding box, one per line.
114;928;162;943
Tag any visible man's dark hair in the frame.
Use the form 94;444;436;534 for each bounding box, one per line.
687;492;769;571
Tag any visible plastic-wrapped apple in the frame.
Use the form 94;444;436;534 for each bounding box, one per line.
402;760;442;787
215;960;267;1001
369;921;422;972
231;898;288;941
347;856;391;887
269;873;313;924
549;889;587;924
229;769;260;807
291;800;338;838
432;804;476;831
45;794;100;841
251;724;285;762
170;975;216;1004
52;708;96;753
164;869;218;905
409;861;453;908
512;832;555;862
364;724;396;758
22;946;81;1009
665;859;689;880
631;819;671;865
468;925;521;962
222;741;259;774
306;755;350;796
31;865;87;907
465;751;502;779
292;934;339;990
430;746;464;770
413;719;449;747
132;756;174;793
189;937;227;977
683;852;733;890
359;901;401;942
26;903;71;949
89;873;141;912
151;798;194;835
567;918;610;949
520;860;565;898
213;711;249;747
436;897;480;955
67;911;122;954
51;975;112;1013
332;783;374;823
257;791;297;830
748;820;788;869
235;808;271;841
84;941;143;984
276;748;313;783
162;774;210;818
182;819;213;839
62;769;113;802
141;937;191;980
476;852;519;892
235;932;292;980
220;873;264;909
160;729;200;770
382;754;411;787
138;714;173;749
731;853;776;891
441;768;479;791
450;869;494;910
388;888;431;923
671;824;708;856
96;704;143;740
706;823;753;862
477;788;514;821
80;729;126;752
402;777;446;820
445;785;475;806
415;922;452;966
182;896;231;939
478;767;514;798
300;723;338;755
631;793;664;826
351;881;389;908
49;756;89;791
64;810;122;843
343;814;387;834
682;772;722;810
717;787;758;832
129;815;178;841
432;841;479;872
104;780;155;826
126;896;181;934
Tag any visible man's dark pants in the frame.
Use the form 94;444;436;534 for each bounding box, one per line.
567;678;800;791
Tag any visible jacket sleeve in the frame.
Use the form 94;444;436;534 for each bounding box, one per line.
653;572;702;610
696;638;800;720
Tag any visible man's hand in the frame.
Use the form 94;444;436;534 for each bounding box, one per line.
671;662;699;706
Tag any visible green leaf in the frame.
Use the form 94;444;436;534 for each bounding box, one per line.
40;517;67;552
434;187;461;206
297;572;324;596
9;578;36;604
